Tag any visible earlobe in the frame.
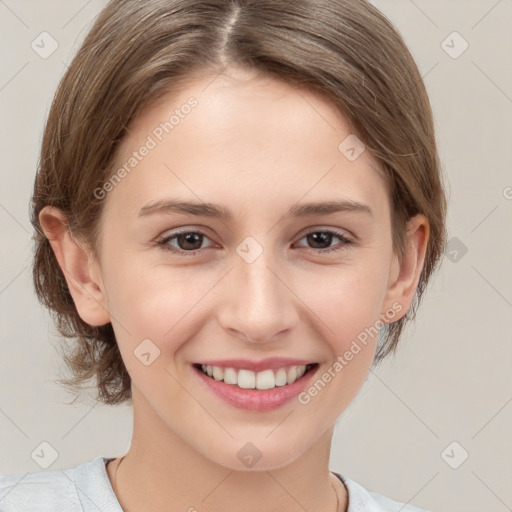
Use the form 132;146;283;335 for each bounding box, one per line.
382;214;430;322
39;206;111;327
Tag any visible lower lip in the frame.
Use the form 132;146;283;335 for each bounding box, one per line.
192;364;319;411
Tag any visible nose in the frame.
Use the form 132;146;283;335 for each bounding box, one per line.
217;250;298;344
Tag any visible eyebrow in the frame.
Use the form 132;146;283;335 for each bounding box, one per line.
138;198;373;219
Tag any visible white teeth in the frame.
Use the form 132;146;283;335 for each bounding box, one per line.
275;368;288;386
223;367;237;385
237;369;256;389
256;369;275;390
198;364;311;389
287;366;297;384
212;366;224;381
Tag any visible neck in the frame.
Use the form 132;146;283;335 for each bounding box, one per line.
107;387;347;512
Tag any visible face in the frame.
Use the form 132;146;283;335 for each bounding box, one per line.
74;67;417;470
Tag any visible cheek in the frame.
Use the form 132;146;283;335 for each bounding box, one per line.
102;255;216;355
294;260;389;395
300;260;388;340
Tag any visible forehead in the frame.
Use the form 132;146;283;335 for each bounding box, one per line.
104;68;389;223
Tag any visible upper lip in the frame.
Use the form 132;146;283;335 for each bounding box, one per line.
194;357;317;372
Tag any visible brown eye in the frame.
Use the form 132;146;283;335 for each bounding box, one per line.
295;230;353;254
174;232;204;251
157;230;213;255
157;228;353;257
307;232;334;249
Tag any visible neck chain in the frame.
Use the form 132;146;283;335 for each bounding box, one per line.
112;456;341;512
112;455;125;499
330;473;342;512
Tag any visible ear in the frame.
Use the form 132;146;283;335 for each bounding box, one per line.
381;214;430;322
39;206;111;327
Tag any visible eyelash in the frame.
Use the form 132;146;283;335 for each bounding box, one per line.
156;228;354;256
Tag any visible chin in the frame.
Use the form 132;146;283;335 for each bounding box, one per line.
197;432;316;472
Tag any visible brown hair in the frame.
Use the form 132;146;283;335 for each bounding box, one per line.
31;0;448;405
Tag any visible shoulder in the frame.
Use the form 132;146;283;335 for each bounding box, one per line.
0;465;80;511
332;472;431;512
0;456;122;512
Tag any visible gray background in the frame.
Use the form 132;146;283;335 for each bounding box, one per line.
0;1;511;511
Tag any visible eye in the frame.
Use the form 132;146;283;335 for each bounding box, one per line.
156;228;354;256
294;229;354;254
157;229;214;255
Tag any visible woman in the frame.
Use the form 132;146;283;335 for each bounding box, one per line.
0;1;446;510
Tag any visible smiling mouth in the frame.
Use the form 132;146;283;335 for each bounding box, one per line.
193;363;319;390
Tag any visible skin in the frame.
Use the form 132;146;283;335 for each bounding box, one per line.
40;66;429;512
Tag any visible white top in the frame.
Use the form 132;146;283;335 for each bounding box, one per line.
0;456;430;511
